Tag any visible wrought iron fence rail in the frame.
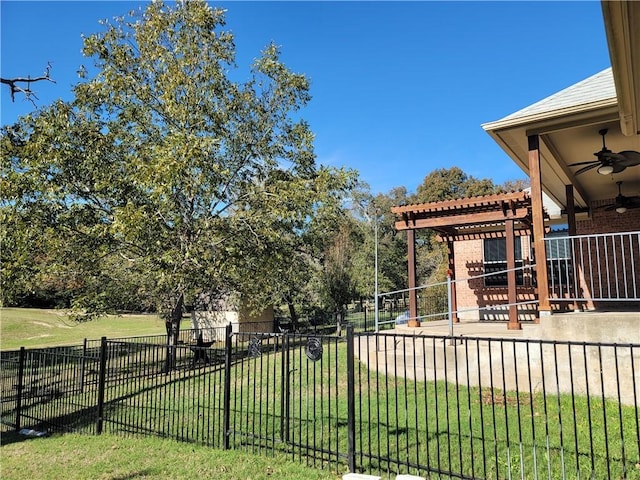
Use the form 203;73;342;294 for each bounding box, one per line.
2;327;638;480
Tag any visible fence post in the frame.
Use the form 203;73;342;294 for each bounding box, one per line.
222;323;232;450
346;325;356;472
15;347;26;431
363;307;367;332
78;338;87;393
447;271;454;337
96;336;108;435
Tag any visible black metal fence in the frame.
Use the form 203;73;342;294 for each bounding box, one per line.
2;327;639;479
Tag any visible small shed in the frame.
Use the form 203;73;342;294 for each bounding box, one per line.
190;294;274;342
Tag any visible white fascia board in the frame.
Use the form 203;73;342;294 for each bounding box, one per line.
482;98;619;134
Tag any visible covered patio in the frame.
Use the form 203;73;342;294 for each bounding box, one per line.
481;3;640;317
390;2;639;334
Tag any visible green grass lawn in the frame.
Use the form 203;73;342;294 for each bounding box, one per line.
4;308;639;479
0;431;341;480
81;338;638;479
0;308;166;350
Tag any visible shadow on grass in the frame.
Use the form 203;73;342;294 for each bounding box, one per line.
0;429;50;447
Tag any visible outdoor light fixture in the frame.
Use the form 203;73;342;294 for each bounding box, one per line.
597;164;614;175
570;129;640;176
616;206;627;214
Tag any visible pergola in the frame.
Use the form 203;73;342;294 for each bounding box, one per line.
392;190;536;330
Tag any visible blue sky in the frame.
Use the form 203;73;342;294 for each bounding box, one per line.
1;1;610;195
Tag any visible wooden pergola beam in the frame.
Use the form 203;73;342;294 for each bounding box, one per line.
395;208;531;231
505;219;520;330
436;228;532;242
407;229;418;325
446;239;458;323
391;190;530;215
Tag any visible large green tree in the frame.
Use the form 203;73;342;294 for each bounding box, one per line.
412;166;497;203
1;2;352;354
320;220;359;335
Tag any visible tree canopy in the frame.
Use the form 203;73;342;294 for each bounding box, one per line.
413;166;498;203
1;1;529;335
1;2;355;344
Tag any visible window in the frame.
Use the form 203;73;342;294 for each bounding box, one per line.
546;230;573;288
483;237;524;287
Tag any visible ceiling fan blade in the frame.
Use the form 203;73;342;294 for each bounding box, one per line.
618;151;640;167
574;163;599;175
568;160;599;167
626;196;640;208
611;163;626;173
599;151;627;162
597;200;616;210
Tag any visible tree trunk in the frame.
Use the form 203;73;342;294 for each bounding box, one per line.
164;293;184;372
287;300;299;332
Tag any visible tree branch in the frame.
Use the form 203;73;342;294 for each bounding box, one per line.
1;63;56;105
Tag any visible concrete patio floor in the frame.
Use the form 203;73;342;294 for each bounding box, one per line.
391;318;534;339
388;309;639;343
358;311;640;405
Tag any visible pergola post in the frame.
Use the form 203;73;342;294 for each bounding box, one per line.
392;190;534;331
447;239;459;323
528;134;551;318
505;219;520;330
407;229;419;326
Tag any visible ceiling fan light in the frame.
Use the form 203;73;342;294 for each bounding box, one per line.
616;206;627;214
598;165;614;175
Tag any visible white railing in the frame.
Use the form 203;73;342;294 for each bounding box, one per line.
545;230;640;302
376;264;538;330
376;230;639;331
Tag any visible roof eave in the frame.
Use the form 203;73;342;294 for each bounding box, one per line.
481;98;619;134
602;0;640;136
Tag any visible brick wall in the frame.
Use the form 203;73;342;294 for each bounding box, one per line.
453;236;536;321
576;198;640;235
573;199;640;306
447;198;639;319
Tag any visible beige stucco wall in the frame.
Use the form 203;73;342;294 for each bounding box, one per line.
358;331;639;406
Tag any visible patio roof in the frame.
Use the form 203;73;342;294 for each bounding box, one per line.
482;68;616;132
482;75;639;212
603;1;640;136
480;2;640;213
391;190;533;240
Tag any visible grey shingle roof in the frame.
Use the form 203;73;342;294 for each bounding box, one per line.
485;68;616;126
